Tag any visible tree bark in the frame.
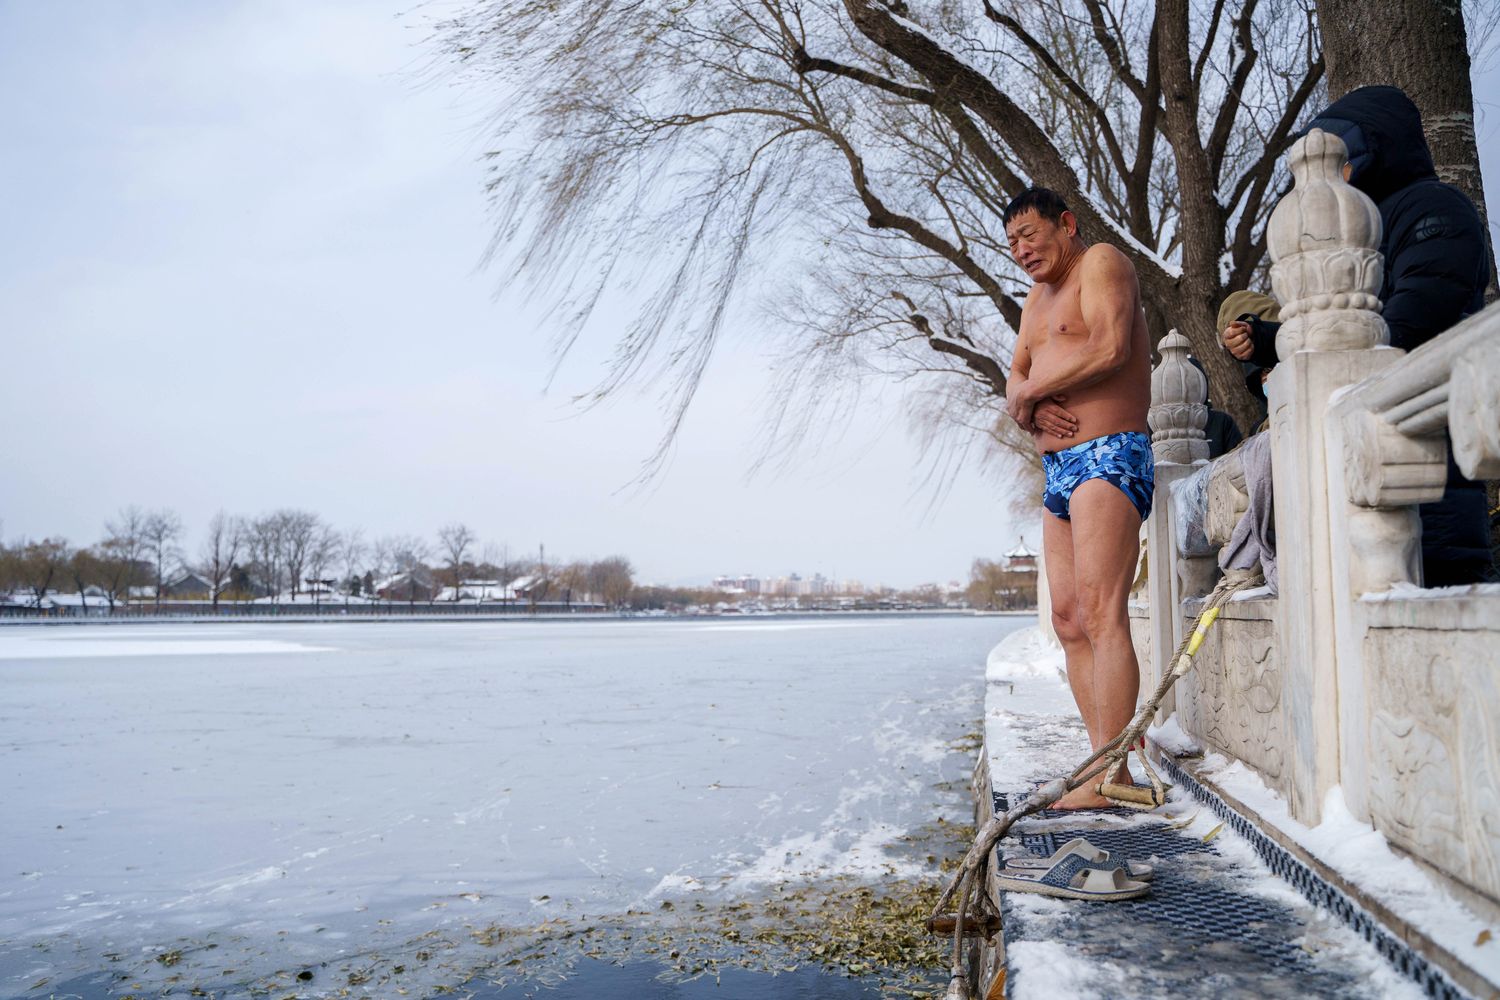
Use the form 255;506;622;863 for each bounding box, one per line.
1155;0;1263;434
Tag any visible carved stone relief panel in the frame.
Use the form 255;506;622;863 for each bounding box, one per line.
1228;622;1286;784
1175;617;1288;799
1365;629;1500;902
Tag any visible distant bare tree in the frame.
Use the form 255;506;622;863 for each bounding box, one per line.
306;524;341;605
18;538;71;607
371;535;396;583
587;556;635;608
341;528;366;603
278;510;321;599
142;509;183;608
555;560;591;606
0;541;17;597
437;523;477;600
198;511;245;609
249;514;287;602
384;535;433;607
68;547;103;605
103;506;148;606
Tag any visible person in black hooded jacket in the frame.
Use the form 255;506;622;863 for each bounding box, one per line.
1221;85;1494;586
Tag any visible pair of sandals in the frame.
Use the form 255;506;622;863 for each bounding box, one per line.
997;837;1153;901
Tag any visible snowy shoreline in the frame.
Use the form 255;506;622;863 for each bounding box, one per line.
0;607;1032;629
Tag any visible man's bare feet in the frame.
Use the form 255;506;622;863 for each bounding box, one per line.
1052;784;1113;809
1050;764;1137;810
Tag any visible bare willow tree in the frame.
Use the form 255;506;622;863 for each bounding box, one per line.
435;0;1325;474
198;511;245;609
437;522;477;599
102;506;148;609
142;508;182;608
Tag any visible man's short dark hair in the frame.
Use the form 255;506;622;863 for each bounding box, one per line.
1003;187;1071;227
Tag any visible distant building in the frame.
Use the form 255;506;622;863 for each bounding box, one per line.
435;579;525;602
712;574;763;594
162;572;213;599
1005;539;1039;573
375;569;437;602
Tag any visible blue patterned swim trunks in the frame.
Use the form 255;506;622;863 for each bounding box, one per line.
1042;431;1155;522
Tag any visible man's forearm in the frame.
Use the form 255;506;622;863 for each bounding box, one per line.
1022;343;1125;399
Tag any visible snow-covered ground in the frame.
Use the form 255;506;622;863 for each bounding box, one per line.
986;626;1492;999
0;616;1018;996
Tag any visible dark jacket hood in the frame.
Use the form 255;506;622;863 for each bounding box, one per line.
1305;86;1436;203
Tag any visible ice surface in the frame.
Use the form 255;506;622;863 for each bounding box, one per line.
0;616;1024;995
0;634;334;659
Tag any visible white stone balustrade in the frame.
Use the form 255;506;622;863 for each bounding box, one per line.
1265;129;1397;823
1137;126;1500;914
1141;330;1211;720
1326;299;1500;895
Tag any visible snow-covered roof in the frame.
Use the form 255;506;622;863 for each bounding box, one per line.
1006;540;1037;559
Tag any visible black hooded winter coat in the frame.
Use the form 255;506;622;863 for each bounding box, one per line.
1241;86;1493;584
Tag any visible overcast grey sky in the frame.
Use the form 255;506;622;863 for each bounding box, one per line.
3;3;1499;588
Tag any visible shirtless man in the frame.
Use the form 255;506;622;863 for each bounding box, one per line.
1002;188;1154;809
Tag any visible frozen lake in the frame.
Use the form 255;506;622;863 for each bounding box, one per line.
0;614;1021;996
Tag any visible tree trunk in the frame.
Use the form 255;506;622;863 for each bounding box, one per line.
1153;0;1263;436
1317;0;1497;298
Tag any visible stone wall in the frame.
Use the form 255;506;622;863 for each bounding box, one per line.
1363;598;1500;901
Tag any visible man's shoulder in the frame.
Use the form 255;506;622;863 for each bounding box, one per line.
1080;242;1135;275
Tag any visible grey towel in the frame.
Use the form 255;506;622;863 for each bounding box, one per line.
1218;432;1276;593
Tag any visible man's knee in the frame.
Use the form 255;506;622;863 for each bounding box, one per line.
1051;606;1087;646
1075;592;1128;639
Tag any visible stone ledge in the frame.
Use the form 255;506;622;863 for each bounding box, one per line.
1181;594;1279;622
1359;589;1500;631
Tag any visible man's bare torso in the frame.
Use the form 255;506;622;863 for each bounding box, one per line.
1020;244;1151;453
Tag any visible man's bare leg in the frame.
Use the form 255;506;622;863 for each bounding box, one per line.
1061;478;1145;804
1042;506;1115;809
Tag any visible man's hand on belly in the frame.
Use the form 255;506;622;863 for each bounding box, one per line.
1008;381;1078;438
1032;395;1078;439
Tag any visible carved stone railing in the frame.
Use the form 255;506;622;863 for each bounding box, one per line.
1325;302;1500;898
1141;330;1211;719
1146;334;1285;793
1139;127;1500;911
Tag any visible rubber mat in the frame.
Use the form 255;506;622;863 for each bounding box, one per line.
990;790;1451;999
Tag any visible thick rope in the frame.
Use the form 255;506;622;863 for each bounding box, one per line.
931;569;1263;992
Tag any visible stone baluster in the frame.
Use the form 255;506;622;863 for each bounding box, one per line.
1144;330;1210;721
1265;128;1397;824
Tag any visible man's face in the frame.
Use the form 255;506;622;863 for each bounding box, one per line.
1005;209;1076;284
